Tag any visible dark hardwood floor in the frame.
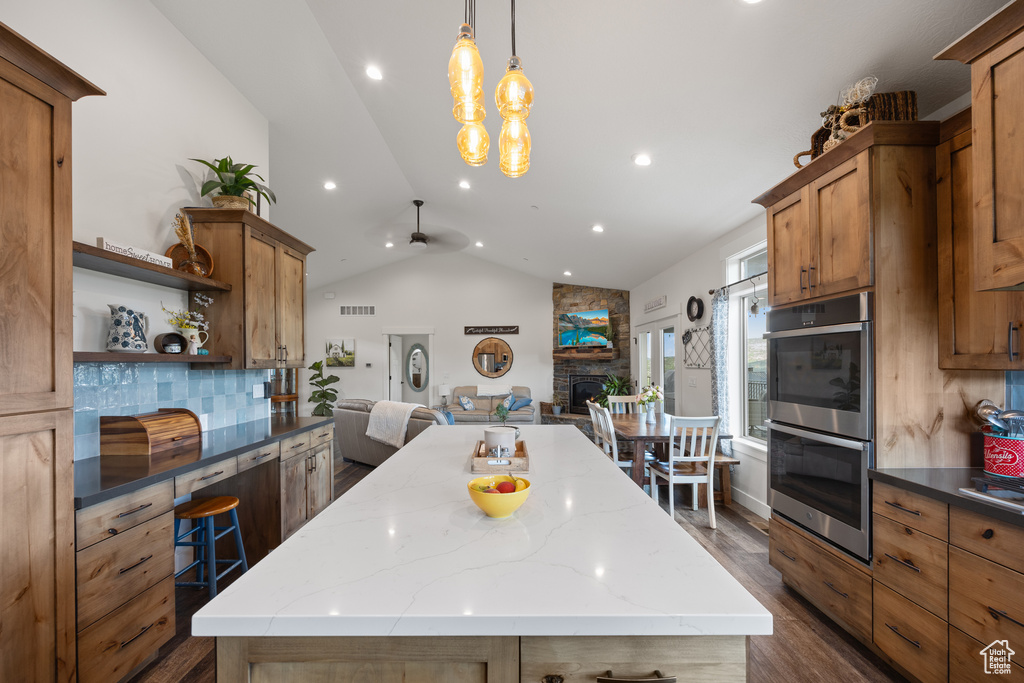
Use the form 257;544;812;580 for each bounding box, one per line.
130;458;903;683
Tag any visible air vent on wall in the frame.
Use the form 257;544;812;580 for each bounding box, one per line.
340;305;376;316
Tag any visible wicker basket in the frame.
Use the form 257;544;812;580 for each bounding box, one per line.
211;194;250;210
794;91;918;168
540;401;553;415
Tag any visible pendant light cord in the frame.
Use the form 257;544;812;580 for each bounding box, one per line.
511;0;516;56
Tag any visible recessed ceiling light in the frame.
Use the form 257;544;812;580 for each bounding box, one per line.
592;224;604;233
385;242;394;248
475;241;483;247
742;0;763;4
366;65;383;80
459;180;471;189
563;271;572;276
323;181;336;190
632;153;652;167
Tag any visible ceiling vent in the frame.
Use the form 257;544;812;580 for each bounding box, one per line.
339;305;376;316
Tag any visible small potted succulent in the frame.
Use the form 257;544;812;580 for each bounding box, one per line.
191;156;277;210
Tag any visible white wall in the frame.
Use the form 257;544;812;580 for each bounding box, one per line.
630;216;770;518
305;252;554;415
3;0;270;350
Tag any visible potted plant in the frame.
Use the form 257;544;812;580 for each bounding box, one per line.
493;402;510;426
551;396;563;415
307;360;340;416
191;156;277;210
596;373;632;408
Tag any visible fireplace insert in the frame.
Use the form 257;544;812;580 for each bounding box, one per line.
569;374;606;415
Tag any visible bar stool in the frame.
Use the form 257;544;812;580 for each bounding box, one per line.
174;496;248;599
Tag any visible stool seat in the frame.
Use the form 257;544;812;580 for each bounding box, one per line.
174;495;239;519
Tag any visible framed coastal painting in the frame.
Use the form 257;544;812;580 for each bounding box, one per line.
325;338;355;367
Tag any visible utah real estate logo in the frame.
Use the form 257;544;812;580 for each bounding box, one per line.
981;640;1014;675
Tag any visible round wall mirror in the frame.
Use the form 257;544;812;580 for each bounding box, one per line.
405;344;428;392
472;337;513;378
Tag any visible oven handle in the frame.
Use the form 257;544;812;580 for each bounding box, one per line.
764;322;869;339
766;420;870;451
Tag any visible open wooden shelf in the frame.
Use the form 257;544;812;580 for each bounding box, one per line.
552;347;619;360
74;352;232;363
72;241;232;292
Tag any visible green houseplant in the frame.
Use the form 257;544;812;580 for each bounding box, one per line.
307;360;340;416
595;373;632;408
493;402;510;426
191;156;277;210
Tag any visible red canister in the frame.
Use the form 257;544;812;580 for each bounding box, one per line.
983;434;1024;477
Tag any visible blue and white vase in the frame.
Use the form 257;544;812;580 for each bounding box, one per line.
106;304;148;352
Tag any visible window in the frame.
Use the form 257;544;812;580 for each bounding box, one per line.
729;246;768;444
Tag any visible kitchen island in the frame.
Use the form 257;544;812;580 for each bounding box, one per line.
194;425;771;682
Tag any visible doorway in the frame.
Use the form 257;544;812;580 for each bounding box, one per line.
381;328;435;404
636;315;680;415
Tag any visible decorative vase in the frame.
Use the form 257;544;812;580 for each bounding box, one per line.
211;194;250;210
177;327;209;355
106;304;148;352
646;404;656;424
552;405;562;415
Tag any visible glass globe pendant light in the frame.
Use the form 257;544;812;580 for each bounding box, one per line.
448;1;485;125
495;0;533;177
457;122;490;166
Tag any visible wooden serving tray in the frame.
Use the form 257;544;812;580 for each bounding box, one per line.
470;440;529;473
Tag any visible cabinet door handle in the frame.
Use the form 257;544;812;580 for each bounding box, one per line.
799;267;807;293
885;623;921;649
120;623;154;649
808;265;816;289
776;548;797;562
884;500;921;516
596;671;676;683
1010;323;1019;362
291;443;305;450
823;581;848;599
118;554;154;575
198;470;224;481
117;502;153;518
283;345;288;361
883;552;921;573
988;606;1024;629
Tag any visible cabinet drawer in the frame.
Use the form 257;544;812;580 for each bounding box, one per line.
950;545;1024;648
769;517;872;640
76;511;174;631
310;424;334;448
872;481;948;540
175;457;237;496
521;635;746;683
77;576;175;683
950;505;1024;573
872;513;947;619
950;625;1024;681
237;441;281;473
873;581;947;683
280;431;311;458
76;480;174;550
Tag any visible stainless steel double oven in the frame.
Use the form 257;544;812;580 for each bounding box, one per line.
765;292;873;562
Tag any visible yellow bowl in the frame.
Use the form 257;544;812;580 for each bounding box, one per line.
467;475;531;519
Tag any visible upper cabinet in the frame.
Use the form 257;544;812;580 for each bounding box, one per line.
185;209;313;370
936;2;1024;291
755;122;937;307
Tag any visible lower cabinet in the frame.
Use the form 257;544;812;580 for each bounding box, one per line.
949;624;1024;680
280;441;334;539
873;581;948;683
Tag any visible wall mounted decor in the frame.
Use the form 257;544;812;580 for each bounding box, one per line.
325;338;355;367
686;296;705;322
473;337;513;378
465;325;519;334
683;325;711;369
406;343;428;392
558;309;610;347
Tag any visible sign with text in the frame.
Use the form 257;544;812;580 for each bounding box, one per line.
465;326;519;335
644;295;667;313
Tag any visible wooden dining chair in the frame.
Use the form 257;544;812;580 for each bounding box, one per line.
607;395;638;414
587;401;633;472
649;415;721;528
585;400;605;449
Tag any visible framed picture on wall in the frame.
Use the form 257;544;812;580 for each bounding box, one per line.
325;338;355;367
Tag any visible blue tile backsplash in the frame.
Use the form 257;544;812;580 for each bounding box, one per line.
73;362;271;460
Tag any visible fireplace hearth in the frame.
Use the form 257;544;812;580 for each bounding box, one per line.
569;374;606;415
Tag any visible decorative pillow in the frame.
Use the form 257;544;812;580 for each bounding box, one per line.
458;395;475;411
510;397;533;411
440;410;455;425
501;393;515;410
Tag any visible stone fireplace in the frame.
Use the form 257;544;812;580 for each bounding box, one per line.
569;374;606;415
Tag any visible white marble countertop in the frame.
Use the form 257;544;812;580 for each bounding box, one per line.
193;425;772;637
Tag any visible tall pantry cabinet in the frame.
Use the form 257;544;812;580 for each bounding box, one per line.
0;23;103;682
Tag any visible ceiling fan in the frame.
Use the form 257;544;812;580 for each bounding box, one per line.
410;199;428;249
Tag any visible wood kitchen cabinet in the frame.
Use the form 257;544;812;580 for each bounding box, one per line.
936;110;1024;369
280;426;335;540
0;21;103;682
185;208;313;370
937;3;1024;291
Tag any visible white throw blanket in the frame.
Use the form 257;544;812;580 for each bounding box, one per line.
366;401;420;448
477;384;513;396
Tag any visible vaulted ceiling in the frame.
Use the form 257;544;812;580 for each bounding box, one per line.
153;0;1005;290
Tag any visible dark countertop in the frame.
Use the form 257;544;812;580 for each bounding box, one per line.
870;467;1024;528
74;415;333;509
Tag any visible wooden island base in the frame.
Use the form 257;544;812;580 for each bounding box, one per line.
215;634;748;682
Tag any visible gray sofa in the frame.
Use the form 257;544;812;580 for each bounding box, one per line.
334;399;447;467
447;386;534;424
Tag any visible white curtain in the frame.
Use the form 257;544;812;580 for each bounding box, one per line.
709;288;732;457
